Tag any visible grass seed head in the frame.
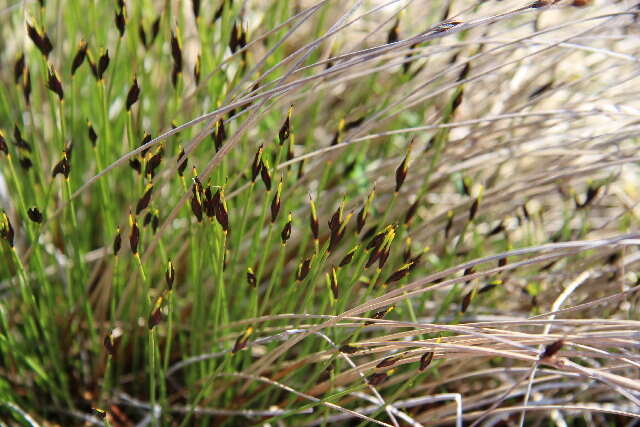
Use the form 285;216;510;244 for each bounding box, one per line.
0;212;15;247
281;213;292;244
271;179;282;223
26;20;53;58
247;268;256;288
126;77;140;111
87;121;98;146
27;207;43;223
251;145;264;182
260;159;272;191
114;5;126;37
296;257;312;282
14;53;25;84
97;49;110;80
0;131;8;155
541;339;564;360
135;183;153;215
279;105;293;145
419;352;434;371
232;327;253;353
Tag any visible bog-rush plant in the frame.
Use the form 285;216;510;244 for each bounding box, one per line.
1;0;640;425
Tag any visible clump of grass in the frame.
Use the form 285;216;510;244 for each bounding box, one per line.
1;0;640;425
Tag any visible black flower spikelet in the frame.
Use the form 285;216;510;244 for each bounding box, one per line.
47;64;63;101
27;207;43;223
126;77;140;111
279;105;293;144
26;20;53;58
281;213;292;244
232;327;253;353
0;212;15;247
71;40;88;76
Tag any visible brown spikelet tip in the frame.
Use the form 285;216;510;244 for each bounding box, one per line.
541;339;564;360
419;352;434;371
126;77;140;111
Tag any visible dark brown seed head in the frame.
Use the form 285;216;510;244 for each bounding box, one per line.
129;158;142;174
139;24;148;47
129;217;140;254
14;53;25;84
0;131;8;155
458;62;471;82
339;245;358;267
386;263;411;284
229;21;241;53
246;268;256;287
419;352;434;371
145;150;163;178
211;119;226;151
213;0;225;21
19;156;32;170
103;334;116;355
260;160;272;191
22;66;31;105
150;16;161;44
451;88;464;113
328;201;344;234
281;213;292;244
166;260;175;290
113;228;122;255
329;266;339;299
378;245;391;269
91;408;107;419
296;257;312;281
278;106;293;145
194;54;201;85
51;155;70;179
541;339;564;359
192;0;201;18
251;145;263;182
404;199;419;225
151;212;159;233
460;291;472;313
26;22;53;58
143;212;152;226
270;180;282;223
47;64;64;100
214;190;229;232
148;307;162;330
377;355;401;369
97;49;110;80
367;372;389;386
177;147;188;176
126;77;140;111
530;0;553;8
87;53;99;79
191;194;203;222
115;7;126;37
140;131;152;156
469;197;479;221
339;343;359;354
232;327;253;353
87;121;98;146
135;184;153;214
1;213;15;247
171;30;182;71
395;144;413;193
387;18;400;44
27;207;43;223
